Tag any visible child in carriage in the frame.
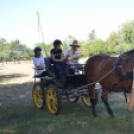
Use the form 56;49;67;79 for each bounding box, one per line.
33;47;47;77
50;39;66;88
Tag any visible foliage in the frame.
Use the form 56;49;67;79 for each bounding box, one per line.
0;39;33;61
62;35;75;53
1;19;134;62
87;29;96;44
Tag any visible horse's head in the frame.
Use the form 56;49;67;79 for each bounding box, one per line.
124;49;134;58
121;49;134;71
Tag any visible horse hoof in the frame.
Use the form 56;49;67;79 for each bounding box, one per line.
94;115;97;118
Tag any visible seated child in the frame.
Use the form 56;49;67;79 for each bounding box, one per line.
33;47;47;77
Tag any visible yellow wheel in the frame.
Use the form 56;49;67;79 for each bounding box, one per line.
81;93;98;107
32;83;45;109
67;95;79;103
46;84;61;115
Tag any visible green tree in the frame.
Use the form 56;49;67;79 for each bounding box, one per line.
120;23;133;44
87;29;96;44
78;41;89;57
62;35;75;53
107;31;121;54
89;39;108;56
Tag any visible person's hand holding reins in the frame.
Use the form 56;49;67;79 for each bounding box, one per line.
68;56;73;61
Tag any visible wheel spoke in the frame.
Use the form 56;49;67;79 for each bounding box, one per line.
88;97;89;104
50;101;53;110
52;103;57;111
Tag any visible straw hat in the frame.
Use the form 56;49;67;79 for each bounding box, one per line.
70;40;80;47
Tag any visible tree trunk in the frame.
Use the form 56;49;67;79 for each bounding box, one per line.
5;57;7;64
13;58;16;64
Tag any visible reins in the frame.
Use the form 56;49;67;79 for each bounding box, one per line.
70;53;134;100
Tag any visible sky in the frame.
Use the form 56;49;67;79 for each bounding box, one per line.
0;0;134;48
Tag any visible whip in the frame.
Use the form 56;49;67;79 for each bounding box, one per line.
37;12;45;45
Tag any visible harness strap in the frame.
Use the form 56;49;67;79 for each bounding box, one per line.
109;83;118;93
109;55;128;102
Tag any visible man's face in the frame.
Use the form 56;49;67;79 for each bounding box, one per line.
72;45;77;50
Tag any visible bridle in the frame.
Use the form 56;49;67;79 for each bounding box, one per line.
110;53;134;102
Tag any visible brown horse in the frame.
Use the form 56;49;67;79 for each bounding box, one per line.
85;50;134;118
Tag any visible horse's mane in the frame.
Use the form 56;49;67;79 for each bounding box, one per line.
124;49;134;56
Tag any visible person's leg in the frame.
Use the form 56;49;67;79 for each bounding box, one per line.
82;67;84;74
74;68;78;74
38;71;48;77
127;86;134;111
41;71;48;76
54;62;64;73
71;65;78;74
70;65;76;74
61;63;65;72
54;62;66;88
77;65;84;74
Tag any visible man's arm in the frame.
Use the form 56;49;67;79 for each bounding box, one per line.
68;57;79;60
68;51;81;60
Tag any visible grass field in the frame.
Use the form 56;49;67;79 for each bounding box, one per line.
0;63;134;134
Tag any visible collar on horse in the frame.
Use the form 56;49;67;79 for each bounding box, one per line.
109;54;133;102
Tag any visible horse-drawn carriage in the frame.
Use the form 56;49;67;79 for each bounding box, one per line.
32;58;100;115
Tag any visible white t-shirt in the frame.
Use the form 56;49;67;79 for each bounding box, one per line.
64;49;81;64
33;57;46;75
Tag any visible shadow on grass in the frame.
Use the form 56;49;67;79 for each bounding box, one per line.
0;73;29;83
0;81;33;108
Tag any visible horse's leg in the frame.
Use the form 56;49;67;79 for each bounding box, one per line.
101;88;114;118
89;84;97;117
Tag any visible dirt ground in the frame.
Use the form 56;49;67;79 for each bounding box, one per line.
0;63;34;108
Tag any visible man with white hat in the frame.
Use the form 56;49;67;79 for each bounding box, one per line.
64;40;82;74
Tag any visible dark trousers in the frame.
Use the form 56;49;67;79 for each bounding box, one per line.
54;62;65;73
38;71;48;77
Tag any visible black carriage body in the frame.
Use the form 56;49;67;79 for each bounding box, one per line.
37;74;87;90
65;74;87;89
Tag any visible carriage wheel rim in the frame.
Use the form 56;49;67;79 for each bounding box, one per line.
82;96;91;106
46;87;58;114
33;85;43;108
68;95;76;102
